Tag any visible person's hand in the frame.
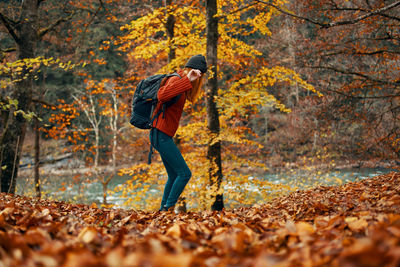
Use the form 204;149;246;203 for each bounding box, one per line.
187;69;202;82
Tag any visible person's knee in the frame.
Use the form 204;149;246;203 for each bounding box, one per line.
180;168;191;181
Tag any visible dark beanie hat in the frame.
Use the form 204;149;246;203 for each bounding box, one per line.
184;54;207;73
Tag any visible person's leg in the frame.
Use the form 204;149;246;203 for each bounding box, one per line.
150;129;176;210
153;129;191;209
159;155;177;209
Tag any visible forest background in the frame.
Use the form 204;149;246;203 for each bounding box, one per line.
0;0;399;211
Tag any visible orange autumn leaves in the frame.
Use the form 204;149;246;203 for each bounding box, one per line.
1;172;400;266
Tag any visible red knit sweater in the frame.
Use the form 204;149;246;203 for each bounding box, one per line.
152;70;193;137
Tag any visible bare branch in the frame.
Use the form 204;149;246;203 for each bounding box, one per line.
32;98;56;108
325;87;400;99
321;49;400;57
310;65;400;86
255;0;326;27
38;12;74;38
209;1;261;21
0;47;17;53
376;12;400;22
325;1;400;27
227;2;259;16
0;12;21;45
256;0;400;28
75;0;104;50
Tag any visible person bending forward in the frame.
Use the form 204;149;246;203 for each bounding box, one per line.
150;54;207;212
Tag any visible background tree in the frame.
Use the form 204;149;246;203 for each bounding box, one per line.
0;0;42;193
0;0;107;193
206;0;223;210
258;0;400;164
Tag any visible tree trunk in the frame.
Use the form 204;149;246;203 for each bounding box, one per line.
0;0;38;193
165;0;176;63
34;116;41;198
102;181;108;205
112;127;117;171
165;1;183;150
101;174;113;205
206;0;224;211
94;127;100;169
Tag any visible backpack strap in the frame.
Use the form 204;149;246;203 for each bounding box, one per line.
149;129;155;164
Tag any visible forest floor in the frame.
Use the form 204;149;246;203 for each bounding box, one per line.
1;172;400;267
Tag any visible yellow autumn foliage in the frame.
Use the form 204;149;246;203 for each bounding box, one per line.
108;0;321;211
0;57;79;88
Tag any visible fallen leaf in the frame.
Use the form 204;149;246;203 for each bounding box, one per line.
78;227;98;244
166;223;182;239
345;217;368;232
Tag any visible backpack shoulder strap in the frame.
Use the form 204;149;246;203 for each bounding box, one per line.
159;72;181;86
167;72;181;79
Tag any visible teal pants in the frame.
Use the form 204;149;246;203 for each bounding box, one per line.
150;128;191;210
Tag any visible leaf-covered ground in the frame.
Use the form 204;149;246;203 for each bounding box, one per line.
1;172;400;267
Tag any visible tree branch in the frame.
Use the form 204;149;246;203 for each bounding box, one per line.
376;12;400;22
38;12;75;38
0;12;21;45
32;98;56;108
325;87;400;99
255;0;326;27
211;1;261;21
0;47;17;53
76;0;104;49
256;0;400;28
310;65;400;86
321;49;400;57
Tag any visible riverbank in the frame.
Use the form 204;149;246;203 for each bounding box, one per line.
1;172;399;266
16;154;397;209
18;150;399;176
268;156;399;172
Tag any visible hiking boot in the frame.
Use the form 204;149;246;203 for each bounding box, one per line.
167;206;175;212
160;205;175;213
159;205;168;212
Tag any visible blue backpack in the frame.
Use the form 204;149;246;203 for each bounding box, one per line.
130;73;181;129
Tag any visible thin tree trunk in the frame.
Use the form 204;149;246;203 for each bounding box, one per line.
111;88;118;170
112;131;117;170
34;116;41;198
102;181;108;205
94;127;100;169
285;17;299;106
206;0;224;211
165;0;181;148
102;175;113;205
165;0;187;211
106;87;119;205
165;0;176;62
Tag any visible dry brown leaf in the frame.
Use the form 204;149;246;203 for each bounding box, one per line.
104;248;124;267
166;223;182;239
345;217;368;232
152;253;192;267
296;222;315;236
77;227;98;244
1;173;400;267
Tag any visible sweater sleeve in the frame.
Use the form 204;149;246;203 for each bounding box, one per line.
157;74;192;103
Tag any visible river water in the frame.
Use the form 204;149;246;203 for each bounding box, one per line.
16;167;397;209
